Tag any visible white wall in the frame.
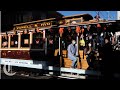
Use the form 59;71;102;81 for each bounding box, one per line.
117;11;120;20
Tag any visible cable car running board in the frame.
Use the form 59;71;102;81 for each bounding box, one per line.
0;58;101;76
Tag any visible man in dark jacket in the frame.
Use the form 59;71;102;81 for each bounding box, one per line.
101;37;114;80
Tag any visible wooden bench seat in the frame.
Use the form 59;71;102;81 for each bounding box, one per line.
54;49;89;69
63;50;88;69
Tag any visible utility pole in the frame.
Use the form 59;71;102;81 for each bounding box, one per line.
95;11;100;21
107;11;110;20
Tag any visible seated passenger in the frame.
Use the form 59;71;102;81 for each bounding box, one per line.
67;39;78;68
2;41;8;48
2;36;8;48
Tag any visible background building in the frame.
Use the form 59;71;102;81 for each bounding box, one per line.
58;11;117;20
117;11;120;20
2;11;63;32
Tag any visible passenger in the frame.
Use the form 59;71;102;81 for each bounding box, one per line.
2;41;8;48
67;39;78;68
66;35;72;48
111;36;115;45
101;37;114;79
79;37;85;50
47;37;54;57
99;32;104;46
35;39;40;45
85;43;94;70
2;35;8;48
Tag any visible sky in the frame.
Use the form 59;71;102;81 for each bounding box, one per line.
57;11;118;20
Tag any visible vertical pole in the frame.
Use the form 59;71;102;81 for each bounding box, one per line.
77;33;81;69
59;34;62;67
107;11;110;20
8;34;11;48
58;34;62;75
59;27;64;75
45;38;47;55
0;34;1;49
18;33;21;49
29;31;33;50
59;37;61;55
29;32;33;44
76;33;79;56
43;30;45;39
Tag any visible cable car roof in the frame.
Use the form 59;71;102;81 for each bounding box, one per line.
13;18;56;26
59;19;116;27
63;13;93;21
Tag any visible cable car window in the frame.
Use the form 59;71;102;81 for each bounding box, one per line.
51;28;59;49
46;29;55;56
71;26;77;39
32;30;45;49
21;30;30;47
10;34;18;47
46;28;54;48
33;30;43;39
33;38;45;49
2;35;8;48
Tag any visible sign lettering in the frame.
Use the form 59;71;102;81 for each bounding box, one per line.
65;17;83;25
15;22;52;30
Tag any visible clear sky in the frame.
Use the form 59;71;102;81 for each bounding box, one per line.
57;11;117;20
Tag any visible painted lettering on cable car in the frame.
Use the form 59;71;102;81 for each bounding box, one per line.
15;22;52;30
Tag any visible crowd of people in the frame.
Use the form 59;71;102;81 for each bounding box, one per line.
64;24;119;79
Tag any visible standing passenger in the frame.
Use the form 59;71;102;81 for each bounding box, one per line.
101;37;113;79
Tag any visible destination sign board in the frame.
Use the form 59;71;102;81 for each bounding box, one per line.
65;17;83;25
15;22;52;30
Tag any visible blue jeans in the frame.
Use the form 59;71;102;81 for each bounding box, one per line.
68;55;77;68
